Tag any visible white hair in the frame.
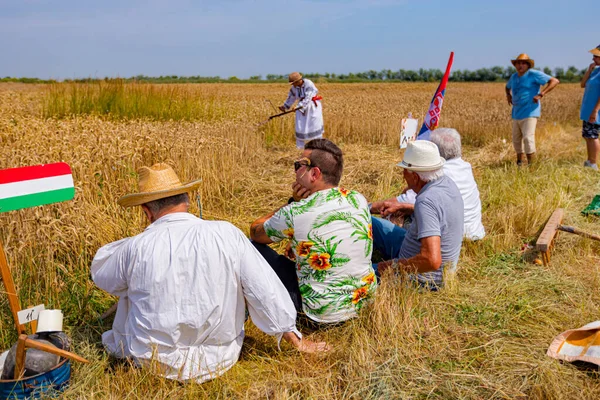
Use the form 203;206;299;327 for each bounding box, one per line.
430;128;462;160
415;168;444;183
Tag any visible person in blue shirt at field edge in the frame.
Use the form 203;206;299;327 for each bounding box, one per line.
505;53;560;166
579;45;600;170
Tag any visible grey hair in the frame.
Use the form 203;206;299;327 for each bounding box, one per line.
415;168;444;183
430;128;462;160
144;193;190;215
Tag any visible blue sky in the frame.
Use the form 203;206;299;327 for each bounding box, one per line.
0;0;597;79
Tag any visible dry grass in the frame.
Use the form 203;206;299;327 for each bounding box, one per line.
0;82;599;399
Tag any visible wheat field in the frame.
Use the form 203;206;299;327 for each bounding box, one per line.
0;81;599;399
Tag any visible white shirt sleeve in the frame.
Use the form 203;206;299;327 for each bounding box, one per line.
91;238;130;296
396;189;417;204
236;231;301;342
283;88;297;109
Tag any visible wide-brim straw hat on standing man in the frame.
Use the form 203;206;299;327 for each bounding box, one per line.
117;163;202;207
288;72;303;85
590;45;600;57
511;53;534;68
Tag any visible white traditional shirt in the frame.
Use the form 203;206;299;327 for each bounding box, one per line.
397;157;485;240
91;213;300;383
283;79;324;143
263;188;376;323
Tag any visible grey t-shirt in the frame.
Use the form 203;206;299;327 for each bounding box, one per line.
398;175;464;285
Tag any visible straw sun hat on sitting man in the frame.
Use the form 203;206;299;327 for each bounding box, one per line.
374;141;464;289
91;163;328;384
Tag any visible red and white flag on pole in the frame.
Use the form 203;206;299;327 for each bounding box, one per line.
417;52;454;141
0;163;75;213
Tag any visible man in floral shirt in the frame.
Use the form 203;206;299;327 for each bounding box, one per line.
250;139;376;325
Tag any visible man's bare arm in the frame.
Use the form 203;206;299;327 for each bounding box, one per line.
250;211;276;244
534;77;559;102
378;236;442;275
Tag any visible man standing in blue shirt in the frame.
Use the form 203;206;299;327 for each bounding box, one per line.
580;45;600;170
505;54;560;166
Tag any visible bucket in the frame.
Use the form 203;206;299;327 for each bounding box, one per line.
0;359;70;399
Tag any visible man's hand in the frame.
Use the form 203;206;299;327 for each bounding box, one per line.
282;332;330;353
292;182;311;202
589;110;599;124
533;94;543;103
589;62;597;72
278;106;286;112
380;199;414;218
506;94;512;106
377;259;395;275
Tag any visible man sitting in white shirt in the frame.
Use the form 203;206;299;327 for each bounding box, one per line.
370;128;485;241
91;163;328;384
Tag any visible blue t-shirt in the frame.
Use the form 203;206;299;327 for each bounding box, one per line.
506;69;552;120
581;67;600;124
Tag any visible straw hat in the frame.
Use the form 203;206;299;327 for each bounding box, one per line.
117;163;201;207
511;54;534;68
590;45;600;57
288;72;303;85
397;140;445;172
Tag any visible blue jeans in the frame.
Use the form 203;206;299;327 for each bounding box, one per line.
372;217;407;260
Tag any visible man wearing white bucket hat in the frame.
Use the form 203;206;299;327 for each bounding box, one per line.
374;141;464;289
91;163;328;383
279;72;324;148
370;128;485;241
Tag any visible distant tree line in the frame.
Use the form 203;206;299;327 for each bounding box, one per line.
0;66;589;84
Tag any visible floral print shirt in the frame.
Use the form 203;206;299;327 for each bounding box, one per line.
263;187;376;323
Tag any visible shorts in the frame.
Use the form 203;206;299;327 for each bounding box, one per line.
511;118;537;154
582;121;600;140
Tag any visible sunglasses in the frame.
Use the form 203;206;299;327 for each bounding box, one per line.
294;157;312;172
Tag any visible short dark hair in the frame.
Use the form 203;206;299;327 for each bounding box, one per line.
143;193;189;214
304;139;343;185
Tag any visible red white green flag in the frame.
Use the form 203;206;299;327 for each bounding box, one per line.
0;163;75;213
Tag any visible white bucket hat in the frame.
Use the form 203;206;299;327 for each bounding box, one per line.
36;310;64;333
397;140;445;172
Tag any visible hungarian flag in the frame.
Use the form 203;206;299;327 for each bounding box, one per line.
417;52;454;141
0;163;75;213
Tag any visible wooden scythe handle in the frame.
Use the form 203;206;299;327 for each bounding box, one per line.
558;225;600;242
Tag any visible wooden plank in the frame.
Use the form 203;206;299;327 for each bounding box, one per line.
536;209;564;252
0;240;26;334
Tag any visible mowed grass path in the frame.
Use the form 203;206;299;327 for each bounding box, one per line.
0;82;598;399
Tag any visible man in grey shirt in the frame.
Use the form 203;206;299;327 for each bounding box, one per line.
375;140;464;288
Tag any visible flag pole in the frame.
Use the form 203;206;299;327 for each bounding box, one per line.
417;51;455;140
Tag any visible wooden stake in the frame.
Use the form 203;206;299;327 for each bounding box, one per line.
0;240;26;334
14;334;28;379
23;337;89;364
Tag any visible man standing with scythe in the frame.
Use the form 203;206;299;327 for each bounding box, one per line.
280;72;324;148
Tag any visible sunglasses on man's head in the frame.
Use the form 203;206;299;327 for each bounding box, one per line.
294;158;311;172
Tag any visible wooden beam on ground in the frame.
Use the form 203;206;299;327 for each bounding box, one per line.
536;208;564;266
536;208;564;253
